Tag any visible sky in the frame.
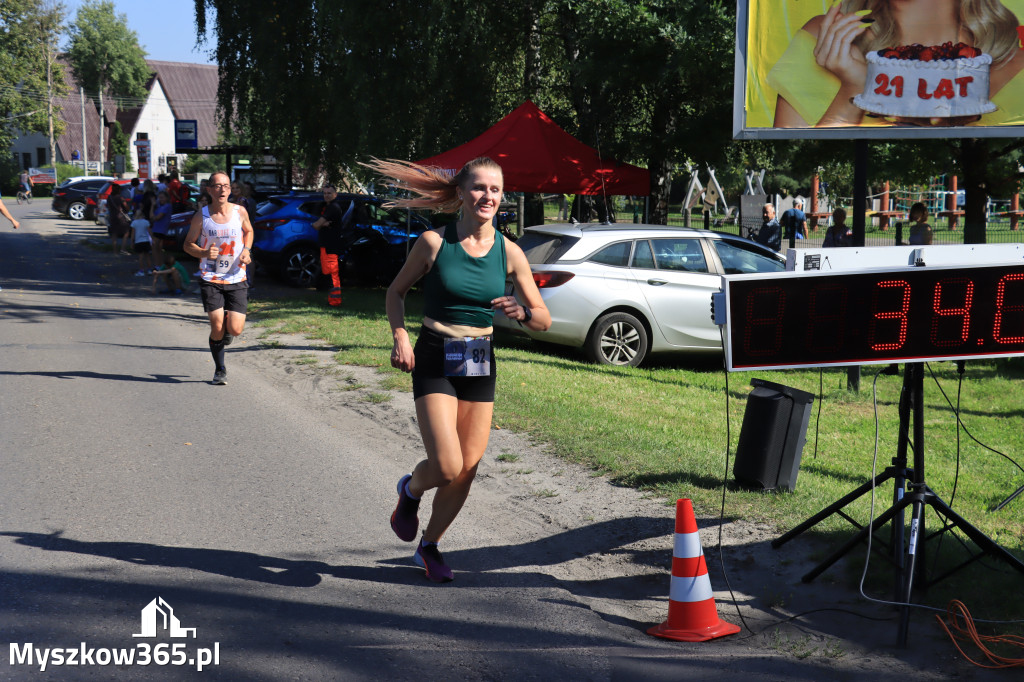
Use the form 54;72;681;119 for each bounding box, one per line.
63;0;216;65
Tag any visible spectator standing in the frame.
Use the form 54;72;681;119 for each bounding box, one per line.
780;198;806;242
907;202;933;245
150;190;173;266
106;190;129;253
167;172;190;212
311;184;345;306
755;203;782;252
130;208;154;276
822;208;853;247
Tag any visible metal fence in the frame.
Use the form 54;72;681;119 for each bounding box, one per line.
735;214;1024;249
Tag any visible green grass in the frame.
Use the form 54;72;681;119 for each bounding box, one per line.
249;287;1024;619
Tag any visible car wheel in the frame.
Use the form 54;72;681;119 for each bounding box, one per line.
585;312;649;367
67;201;87;221
281;245;319;287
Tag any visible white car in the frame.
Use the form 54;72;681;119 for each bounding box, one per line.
496;223;786;366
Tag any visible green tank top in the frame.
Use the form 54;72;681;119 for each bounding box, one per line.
422;223;507;327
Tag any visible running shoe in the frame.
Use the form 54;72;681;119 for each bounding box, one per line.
222;334;233;346
212;368;227;385
414;542;454;583
133;270;146;277
390;474;419;542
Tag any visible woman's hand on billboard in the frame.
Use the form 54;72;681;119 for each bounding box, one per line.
812;4;870;90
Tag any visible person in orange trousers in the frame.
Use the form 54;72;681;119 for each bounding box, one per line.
312;184;344;305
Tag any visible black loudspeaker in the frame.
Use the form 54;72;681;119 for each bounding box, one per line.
734;379;815;492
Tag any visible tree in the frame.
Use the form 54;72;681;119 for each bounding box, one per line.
0;0;67;156
66;0;150;167
194;1;733;219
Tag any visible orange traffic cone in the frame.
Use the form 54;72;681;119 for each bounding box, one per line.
648;498;740;642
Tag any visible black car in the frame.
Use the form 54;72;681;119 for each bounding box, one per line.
52;178;116;221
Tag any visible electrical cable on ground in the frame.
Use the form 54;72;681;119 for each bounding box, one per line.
936;600;1024;668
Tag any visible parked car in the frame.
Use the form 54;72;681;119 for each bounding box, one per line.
93;179;134;225
494;224;786;366
159;210;199;252
251;192;430;287
58;175;115;187
52;178;116;220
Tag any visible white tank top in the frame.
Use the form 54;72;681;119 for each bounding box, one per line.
199;205;247;284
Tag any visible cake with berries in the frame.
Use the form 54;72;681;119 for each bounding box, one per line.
852;42;997;122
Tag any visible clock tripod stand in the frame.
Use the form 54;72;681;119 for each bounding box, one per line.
771;362;1024;645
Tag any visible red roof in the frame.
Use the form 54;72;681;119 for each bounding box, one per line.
417;101;649;196
146;61;220;148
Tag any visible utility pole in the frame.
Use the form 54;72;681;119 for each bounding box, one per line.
46;37;56;167
97;81;105;173
80;86;88;174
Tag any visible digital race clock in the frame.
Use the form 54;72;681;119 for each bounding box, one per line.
719;263;1024;371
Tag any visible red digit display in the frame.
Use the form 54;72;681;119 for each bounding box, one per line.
929;278;974;348
725;264;1024;370
805;284;847;352
868;280;910;351
993;273;1024;344
742;286;785;356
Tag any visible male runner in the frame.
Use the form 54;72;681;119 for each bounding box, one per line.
183;172;253;385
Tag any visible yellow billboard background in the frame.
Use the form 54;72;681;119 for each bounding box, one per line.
744;0;1024;129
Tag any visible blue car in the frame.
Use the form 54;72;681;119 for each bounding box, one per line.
251;192;430;287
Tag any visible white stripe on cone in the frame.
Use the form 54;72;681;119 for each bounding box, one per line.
669;573;715;603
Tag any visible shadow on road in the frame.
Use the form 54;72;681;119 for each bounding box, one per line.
0;370;202;384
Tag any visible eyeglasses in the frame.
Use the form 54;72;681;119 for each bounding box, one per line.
210;184;231;190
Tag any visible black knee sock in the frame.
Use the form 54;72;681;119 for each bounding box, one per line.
209;336;226;371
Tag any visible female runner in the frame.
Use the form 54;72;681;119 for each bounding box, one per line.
367;156;550;582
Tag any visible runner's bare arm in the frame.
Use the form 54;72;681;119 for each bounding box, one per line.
0;198;18;229
183;210;215;259
238;207;254;264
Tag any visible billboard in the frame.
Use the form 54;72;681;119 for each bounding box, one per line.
734;0;1024;139
28;167;56;184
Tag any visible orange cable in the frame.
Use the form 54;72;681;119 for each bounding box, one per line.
936;600;1024;668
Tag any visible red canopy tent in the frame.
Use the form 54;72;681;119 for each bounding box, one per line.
416;101;649;196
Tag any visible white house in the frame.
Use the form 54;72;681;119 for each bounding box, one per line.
9;58;220;179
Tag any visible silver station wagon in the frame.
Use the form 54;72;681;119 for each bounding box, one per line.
496;224;785;366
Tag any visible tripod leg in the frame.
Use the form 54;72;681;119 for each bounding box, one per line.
926;493;1024;575
898;493;925;647
772;468;898;550
801;498;909;583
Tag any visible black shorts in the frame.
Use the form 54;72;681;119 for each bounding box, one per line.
133;241;152;254
200;280;249;314
411;326;496;402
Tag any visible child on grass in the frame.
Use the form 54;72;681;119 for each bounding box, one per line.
151;253;191;295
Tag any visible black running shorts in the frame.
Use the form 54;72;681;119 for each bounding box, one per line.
411;326;496;402
200;280;249;314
